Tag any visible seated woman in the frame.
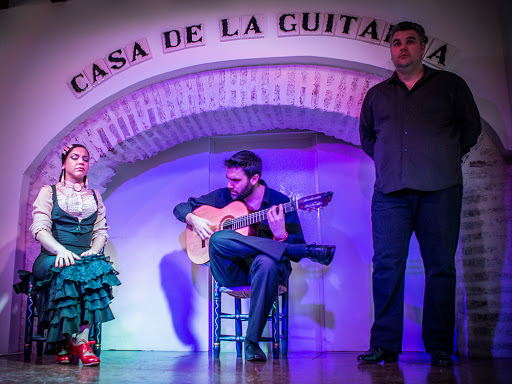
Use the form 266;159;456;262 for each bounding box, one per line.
22;144;120;366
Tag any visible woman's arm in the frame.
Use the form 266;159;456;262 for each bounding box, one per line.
82;190;109;256
31;185;81;267
81;235;107;256
36;229;82;267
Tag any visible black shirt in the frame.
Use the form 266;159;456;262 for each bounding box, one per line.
173;180;305;244
359;65;481;194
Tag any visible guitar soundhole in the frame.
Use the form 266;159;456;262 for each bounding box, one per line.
220;215;236;230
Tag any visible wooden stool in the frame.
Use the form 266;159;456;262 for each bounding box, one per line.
212;281;288;358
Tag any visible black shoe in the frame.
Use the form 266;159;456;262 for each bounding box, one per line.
357;348;398;364
245;341;266;361
306;245;336;266
430;350;453;367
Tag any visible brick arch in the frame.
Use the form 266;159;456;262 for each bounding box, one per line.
22;64;383;266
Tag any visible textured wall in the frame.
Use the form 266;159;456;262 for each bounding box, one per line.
457;129;512;358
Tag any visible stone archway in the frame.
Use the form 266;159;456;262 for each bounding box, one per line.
21;64;385;268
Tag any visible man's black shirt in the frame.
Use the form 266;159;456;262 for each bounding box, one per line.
359;65;481;194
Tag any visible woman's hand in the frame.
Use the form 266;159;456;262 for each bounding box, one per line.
85;235;107;257
36;230;81;268
81;249;99;257
54;249;81;268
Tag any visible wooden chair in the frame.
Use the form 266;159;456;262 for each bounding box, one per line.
212;280;288;358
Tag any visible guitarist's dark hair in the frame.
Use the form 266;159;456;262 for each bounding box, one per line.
224;150;262;178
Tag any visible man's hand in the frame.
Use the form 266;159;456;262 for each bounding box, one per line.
268;204;287;240
54;249;81;268
186;213;214;240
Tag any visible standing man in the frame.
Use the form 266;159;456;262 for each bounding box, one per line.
357;21;481;366
174;150;335;361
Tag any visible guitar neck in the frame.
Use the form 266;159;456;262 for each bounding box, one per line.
223;201;297;230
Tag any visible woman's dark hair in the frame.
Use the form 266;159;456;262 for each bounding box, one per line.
59;144;89;183
389;21;427;45
224;150;262;179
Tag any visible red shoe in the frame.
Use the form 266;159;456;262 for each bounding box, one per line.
69;340;100;366
55;347;71;364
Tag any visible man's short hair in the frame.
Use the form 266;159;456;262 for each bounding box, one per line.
224;150;262;179
389;21;427;45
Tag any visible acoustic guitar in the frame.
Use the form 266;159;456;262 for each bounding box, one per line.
185;191;333;264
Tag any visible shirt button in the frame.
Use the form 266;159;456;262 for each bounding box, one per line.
404;148;408;152
404;131;408;135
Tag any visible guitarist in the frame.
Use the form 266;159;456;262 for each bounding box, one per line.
173;150;335;361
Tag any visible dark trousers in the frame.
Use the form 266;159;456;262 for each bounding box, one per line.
370;185;462;354
208;230;291;344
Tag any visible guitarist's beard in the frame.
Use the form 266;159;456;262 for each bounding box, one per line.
231;182;255;202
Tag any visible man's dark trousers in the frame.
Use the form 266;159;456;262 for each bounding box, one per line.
370;185;463;353
208;230;291;344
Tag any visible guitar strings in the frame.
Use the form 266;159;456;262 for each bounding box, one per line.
221;201;295;230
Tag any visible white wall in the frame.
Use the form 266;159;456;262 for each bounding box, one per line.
101;139;212;351
1;0;510;353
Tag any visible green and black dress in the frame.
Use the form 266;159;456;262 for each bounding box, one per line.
18;184;121;343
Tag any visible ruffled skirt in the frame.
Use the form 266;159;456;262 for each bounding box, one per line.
19;254;121;343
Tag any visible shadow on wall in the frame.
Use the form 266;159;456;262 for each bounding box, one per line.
289;259;335;329
459;128;509;358
159;250;200;352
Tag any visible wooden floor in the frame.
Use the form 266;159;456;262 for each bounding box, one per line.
1;350;511;383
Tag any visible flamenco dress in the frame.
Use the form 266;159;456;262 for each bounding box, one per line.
16;184;121;344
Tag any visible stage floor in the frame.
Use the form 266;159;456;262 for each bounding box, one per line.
1;351;511;383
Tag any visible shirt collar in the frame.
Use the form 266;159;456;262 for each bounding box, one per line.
387;64;439;85
58;180;87;192
259;179;272;206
